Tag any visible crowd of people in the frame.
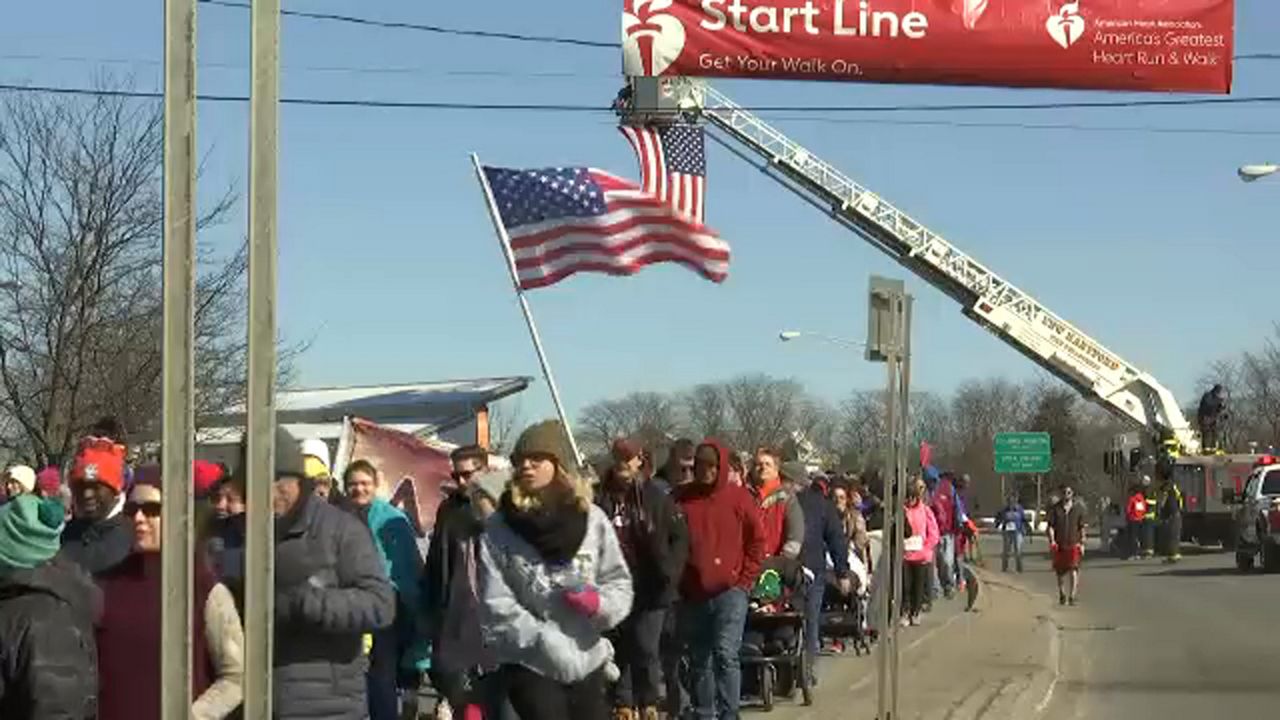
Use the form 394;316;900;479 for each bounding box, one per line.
0;415;989;720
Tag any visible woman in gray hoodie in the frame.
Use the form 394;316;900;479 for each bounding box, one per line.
479;420;634;720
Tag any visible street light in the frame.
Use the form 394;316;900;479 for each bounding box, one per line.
777;329;865;349
1238;163;1279;182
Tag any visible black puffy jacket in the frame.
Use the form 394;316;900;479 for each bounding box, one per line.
597;475;689;611
0;557;100;720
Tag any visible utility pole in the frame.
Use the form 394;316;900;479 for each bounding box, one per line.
868;276;912;720
243;1;280;718
160;1;197;718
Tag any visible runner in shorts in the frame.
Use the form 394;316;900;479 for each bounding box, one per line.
1046;484;1086;606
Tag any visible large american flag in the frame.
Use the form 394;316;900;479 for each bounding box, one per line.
483;165;729;290
619;122;706;224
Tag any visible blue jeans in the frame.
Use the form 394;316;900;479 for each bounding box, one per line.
802;577;825;683
684;587;749;720
1001;532;1024;573
935;534;956;594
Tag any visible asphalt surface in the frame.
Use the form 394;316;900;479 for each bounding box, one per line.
982;533;1280;720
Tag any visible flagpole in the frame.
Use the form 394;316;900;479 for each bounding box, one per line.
470;152;585;467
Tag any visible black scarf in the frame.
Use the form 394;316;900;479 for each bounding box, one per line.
500;485;588;566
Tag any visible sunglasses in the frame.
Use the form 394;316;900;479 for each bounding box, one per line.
515;452;557;466
125;501;162;518
451;469;476;482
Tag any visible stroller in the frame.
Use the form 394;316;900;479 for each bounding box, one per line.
820;550;872;656
740;557;813;712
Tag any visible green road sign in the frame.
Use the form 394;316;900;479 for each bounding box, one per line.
994;432;1052;474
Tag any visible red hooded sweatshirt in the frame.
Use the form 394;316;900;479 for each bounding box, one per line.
675;439;766;603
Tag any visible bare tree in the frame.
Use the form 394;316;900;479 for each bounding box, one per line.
721;374;805;453
836;390;886;471
486;397;526;455
578;391;682;455
0;87;294;463
683;382;729;441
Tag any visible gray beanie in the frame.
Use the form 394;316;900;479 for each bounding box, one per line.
780;461;810;489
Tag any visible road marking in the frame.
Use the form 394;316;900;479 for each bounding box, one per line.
1033;617;1063;714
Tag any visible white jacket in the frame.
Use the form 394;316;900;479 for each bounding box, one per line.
479;504;633;683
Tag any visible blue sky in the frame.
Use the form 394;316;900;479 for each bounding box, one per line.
4;1;1278;425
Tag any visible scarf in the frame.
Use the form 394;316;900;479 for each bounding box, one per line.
500;484;588;566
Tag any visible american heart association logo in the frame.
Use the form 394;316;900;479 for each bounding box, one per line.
623;0;686;77
1046;1;1085;49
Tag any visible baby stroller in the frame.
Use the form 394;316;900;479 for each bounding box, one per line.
741;557;813;712
820;565;871;656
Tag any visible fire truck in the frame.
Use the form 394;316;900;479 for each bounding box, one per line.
1169;453;1264;548
620;77;1203;459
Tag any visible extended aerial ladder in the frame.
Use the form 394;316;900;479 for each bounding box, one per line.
621;76;1199;455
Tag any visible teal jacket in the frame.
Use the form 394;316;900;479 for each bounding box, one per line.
364;499;430;670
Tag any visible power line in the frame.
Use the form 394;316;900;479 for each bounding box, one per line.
1;81;1278;114
198;0;616;49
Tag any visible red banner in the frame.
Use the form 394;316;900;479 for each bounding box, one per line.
347;417;452;537
622;0;1233;93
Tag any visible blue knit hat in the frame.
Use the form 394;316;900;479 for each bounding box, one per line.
0;494;66;572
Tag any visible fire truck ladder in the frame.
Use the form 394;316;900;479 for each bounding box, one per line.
626;77;1198;454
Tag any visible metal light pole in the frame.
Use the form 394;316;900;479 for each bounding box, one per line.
243;1;281;718
160;1;197;717
778;329;866;349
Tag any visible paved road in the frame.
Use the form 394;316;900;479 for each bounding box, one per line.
981;534;1280;720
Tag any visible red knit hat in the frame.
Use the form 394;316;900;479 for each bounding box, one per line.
611;437;642;463
35;466;61;496
70;438;127;493
193;460;224;498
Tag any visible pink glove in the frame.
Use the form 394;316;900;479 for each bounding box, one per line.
562;585;601;618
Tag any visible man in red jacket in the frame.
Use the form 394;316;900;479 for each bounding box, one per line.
676;439;766;720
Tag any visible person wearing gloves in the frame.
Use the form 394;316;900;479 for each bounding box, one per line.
259;426;396;719
0;494;100;720
479;420;634;720
3;464;35;501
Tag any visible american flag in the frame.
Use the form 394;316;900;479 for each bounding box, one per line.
483;165;729;290
619;122;707;224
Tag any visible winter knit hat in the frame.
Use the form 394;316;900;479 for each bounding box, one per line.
5;465;35;494
511;420;579;472
300;438;332;479
780;461;810;489
192;460;224;498
71;437;127;493
35;466;62;496
610;437;642;463
0;494;66;572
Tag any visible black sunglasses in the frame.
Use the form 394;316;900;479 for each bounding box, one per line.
125;501;162;518
451;469;476;482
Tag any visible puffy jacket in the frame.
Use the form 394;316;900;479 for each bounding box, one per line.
903;502;940;565
0;558;99;720
422;490;483;639
797;485;849;577
271;494;396;720
675;440;766;603
479;503;633;683
596;473;690;610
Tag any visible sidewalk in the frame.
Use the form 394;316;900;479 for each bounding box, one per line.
761;570;1057;720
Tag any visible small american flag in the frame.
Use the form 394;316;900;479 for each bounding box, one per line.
483;165;729;290
619;122;707;224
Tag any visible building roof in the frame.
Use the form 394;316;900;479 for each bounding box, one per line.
202;376;533;437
